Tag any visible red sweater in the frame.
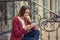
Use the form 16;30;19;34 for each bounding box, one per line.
10;16;35;40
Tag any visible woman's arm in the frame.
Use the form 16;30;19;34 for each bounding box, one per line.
12;19;27;37
26;19;35;30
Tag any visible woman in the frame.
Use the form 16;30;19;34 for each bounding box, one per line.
10;5;40;40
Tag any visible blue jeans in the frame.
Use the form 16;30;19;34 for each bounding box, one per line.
22;30;40;40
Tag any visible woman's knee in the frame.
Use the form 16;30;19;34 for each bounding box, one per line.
34;30;40;35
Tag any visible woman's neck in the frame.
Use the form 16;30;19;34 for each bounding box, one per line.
20;16;24;20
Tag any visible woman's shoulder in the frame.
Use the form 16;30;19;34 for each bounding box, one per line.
12;16;19;22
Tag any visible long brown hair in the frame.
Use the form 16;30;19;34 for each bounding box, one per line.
17;5;30;17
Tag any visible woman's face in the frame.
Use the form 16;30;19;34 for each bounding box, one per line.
23;9;30;18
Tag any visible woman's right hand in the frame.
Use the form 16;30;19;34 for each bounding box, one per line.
25;16;32;23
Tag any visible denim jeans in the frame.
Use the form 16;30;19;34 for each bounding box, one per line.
22;30;40;40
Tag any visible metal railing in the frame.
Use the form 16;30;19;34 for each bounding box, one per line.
30;0;60;40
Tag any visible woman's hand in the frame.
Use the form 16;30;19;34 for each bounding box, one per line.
25;16;32;23
24;25;33;31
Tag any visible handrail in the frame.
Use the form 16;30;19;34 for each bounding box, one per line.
30;0;60;16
